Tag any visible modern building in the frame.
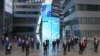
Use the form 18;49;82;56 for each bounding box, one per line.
13;0;42;38
62;0;100;39
3;0;13;37
0;0;4;36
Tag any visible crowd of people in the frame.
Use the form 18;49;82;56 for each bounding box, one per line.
43;39;60;56
63;36;78;55
62;36;99;56
1;36;40;56
1;35;100;56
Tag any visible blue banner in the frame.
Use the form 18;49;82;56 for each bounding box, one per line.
42;0;60;43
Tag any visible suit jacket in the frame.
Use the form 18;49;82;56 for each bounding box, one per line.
25;44;30;50
63;42;67;50
52;41;56;47
43;42;47;50
94;40;99;47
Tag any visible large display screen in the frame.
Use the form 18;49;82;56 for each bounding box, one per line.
4;0;13;14
42;0;60;43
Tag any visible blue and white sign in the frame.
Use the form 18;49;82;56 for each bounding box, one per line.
42;0;60;43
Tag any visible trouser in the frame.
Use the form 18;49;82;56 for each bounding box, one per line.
6;49;11;55
26;49;29;56
94;46;98;52
44;49;47;56
68;47;70;52
57;44;59;49
22;47;25;52
79;49;83;54
52;47;56;52
63;49;66;55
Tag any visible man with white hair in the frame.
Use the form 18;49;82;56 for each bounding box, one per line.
94;38;99;52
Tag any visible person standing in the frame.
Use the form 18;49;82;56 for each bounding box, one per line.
46;39;49;49
52;40;56;52
14;36;18;43
70;38;74;49
17;37;22;47
31;38;34;49
25;40;30;56
82;38;87;51
22;39;25;52
4;37;10;47
43;41;48;56
56;39;60;49
63;40;67;55
94;39;99;52
83;37;87;48
79;40;84;55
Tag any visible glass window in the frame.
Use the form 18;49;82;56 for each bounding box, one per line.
15;5;41;9
14;11;39;14
87;5;99;11
64;5;76;17
13;26;34;32
13;17;38;24
78;4;85;11
78;4;100;11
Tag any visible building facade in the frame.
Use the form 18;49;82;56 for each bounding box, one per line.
13;0;42;38
62;0;100;38
0;0;4;36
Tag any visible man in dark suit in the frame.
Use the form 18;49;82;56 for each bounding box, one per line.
70;38;74;49
63;41;67;55
94;39;99;52
31;38;34;49
79;40;84;55
56;39;60;49
25;40;30;56
22;39;25;52
52;40;56;52
43;41;48;56
46;39;49;49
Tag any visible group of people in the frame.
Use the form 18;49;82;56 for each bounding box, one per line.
1;36;40;56
62;36;99;55
52;39;60;52
79;36;100;55
43;39;60;56
1;36;12;55
63;36;78;55
1;35;100;56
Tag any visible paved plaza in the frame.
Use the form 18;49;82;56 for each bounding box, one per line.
0;40;100;56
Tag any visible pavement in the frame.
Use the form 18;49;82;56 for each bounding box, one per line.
0;40;100;56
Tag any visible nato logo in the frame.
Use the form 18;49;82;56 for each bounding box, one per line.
42;5;47;11
42;5;51;17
